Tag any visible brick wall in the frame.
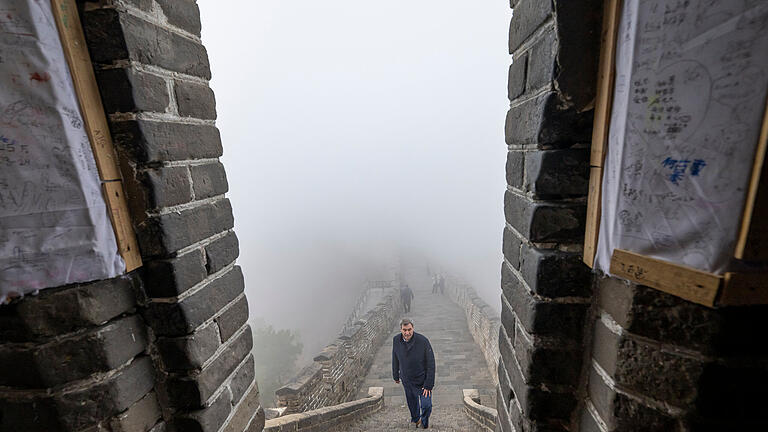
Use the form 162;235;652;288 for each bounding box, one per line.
498;0;601;431
275;291;402;414
0;1;263;431
501;1;768;432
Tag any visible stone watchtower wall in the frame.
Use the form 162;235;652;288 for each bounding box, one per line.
0;1;264;431
275;291;402;414
499;1;768;431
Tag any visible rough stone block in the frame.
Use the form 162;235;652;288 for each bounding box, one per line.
508;0;552;52
500;290;517;347
526;28;556;93
513;321;582;387
497;386;514;432
504;191;586;243
54;356;155;431
139;166;193;209
498;359;515;413
222;384;262;432
145;266;244;337
156;321;220;371
525;149;589;198
506;150;524;190
0;395;62;432
0;275;138;342
229;355;256;405
175;80;217;120
110;120;223;164
215;296;248;342
171;388;233;432
502;227;522;269
505;92;593;147
519;244;592;298
508;54;527;101
587;367;676;431
505;276;588;339
109;391;162;432
166;330;252;409
144;249;208;298
579;408;603;432
96;68;169;114
136;199;234;257
191;162;228;199
157;0;202;36
204;231;239;275
84;10;210;78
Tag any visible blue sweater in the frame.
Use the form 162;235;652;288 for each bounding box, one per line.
392;332;436;390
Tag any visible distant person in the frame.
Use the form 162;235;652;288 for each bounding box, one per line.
392;318;435;429
400;284;414;312
438;275;445;295
431;276;439;294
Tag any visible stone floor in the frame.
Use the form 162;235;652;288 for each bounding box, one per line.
344;264;496;431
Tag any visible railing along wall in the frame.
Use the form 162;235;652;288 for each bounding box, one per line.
444;277;501;385
275;286;402;414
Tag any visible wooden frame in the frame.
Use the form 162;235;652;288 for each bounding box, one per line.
51;0;142;271
583;0;768;307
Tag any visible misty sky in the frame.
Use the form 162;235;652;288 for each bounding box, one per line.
198;1;511;356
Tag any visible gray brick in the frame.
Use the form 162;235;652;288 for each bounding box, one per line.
136;199;234;257
504;191;586;243
215;296;248;342
222;384;262;432
95;68;169;113
204;231;239;275
171;388;232;432
508;54;527;101
502;227;522;269
505;274;588;339
513;320;582;387
166;330;252;409
109;391;162;432
519;244;592;298
139;166;193;209
156;321;220;371
229;355;256;405
144;249;208;298
110;120;223;164
175;81;217;120
505;92;593;147
157;0;202;36
525;149;589;198
508;0;552;52
191;162;228;200
145;266;244;337
526;29;556;92
506;150;524;189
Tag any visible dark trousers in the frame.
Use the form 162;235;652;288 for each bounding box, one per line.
403;298;411;312
402;382;432;427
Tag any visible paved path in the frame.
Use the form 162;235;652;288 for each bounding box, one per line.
345;264;496;431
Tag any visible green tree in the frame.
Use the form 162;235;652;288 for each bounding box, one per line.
250;318;303;407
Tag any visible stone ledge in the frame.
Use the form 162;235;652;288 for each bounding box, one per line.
264;387;383;432
463;389;499;431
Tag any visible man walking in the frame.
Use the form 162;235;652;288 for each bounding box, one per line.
400;284;414;313
392;319;435;428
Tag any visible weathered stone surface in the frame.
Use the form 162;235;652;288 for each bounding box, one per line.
506;150;524;190
229;355;256;405
513;322;581;387
109;391;162;432
145;266;244;336
502;227;522;269
157;0;202;36
505;92;593;147
136;199;234;257
156;321;220;371
519;244;592;298
526;28;556;92
171;388;233;432
190;162;228;199
223;384;261;432
96;68;169;114
204;231;240;275
508;0;552;52
110;120;223;164
139;165;193;209
144;249;208;298
505;275;587;339
504;191;586;243
525;149;589;198
0;275;138;342
508;54;527;101
175;81;217;119
215;296;249;342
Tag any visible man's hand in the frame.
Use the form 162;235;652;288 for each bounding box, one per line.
422;388;431;397
394;379;400;384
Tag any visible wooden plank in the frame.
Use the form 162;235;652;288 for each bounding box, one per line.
720;272;768;305
589;0;622;168
583;166;603;267
610;249;722;307
103;181;142;272
51;0;120;181
734;97;768;261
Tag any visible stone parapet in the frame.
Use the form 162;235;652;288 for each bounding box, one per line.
463;389;498;431
275;291;402;414
444;279;501;386
265;387;383;432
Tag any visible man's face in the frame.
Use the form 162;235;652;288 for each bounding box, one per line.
401;324;414;342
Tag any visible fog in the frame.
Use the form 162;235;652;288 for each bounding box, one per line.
198;1;510;360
